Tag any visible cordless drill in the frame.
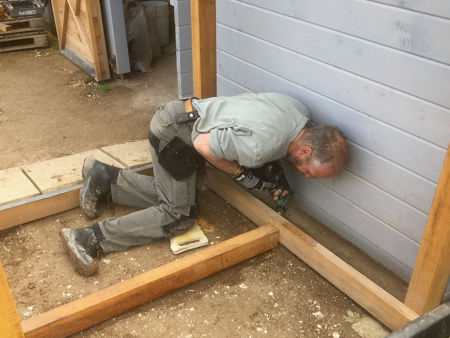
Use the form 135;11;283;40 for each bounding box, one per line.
254;161;294;214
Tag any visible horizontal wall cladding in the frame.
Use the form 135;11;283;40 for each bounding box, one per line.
217;0;450;110
368;0;450;19
237;0;450;65
216;0;450;279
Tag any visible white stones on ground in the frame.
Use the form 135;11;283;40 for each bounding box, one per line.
332;332;340;338
312;311;324;320
239;283;248;289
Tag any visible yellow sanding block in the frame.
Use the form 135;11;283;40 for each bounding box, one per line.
170;223;209;254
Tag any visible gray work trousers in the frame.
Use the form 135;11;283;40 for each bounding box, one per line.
98;100;199;253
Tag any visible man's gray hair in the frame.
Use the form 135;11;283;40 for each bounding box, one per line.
301;124;348;168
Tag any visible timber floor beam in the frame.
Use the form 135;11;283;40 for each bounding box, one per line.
0;263;24;338
0;140;152;231
205;167;419;331
21;225;279;337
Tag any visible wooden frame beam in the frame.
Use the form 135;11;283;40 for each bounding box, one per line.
191;0;216;98
405;144;450;314
0;167;153;232
0;263;24;338
205;167;419;330
21;225;278;337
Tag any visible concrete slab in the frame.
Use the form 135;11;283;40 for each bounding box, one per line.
101;140;152;169
0;167;40;206
23;150;124;194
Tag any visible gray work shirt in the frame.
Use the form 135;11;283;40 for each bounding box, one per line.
191;93;310;168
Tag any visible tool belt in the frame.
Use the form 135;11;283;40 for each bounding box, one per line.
175;97;199;124
148;99;205;181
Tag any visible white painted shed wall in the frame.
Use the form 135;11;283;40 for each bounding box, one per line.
173;0;450;283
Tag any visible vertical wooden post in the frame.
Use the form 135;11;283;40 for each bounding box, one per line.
0;263;24;338
190;0;217;98
405;144;450;314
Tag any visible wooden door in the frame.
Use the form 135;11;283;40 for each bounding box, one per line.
51;0;110;81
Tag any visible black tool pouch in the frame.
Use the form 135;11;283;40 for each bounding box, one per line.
158;136;205;180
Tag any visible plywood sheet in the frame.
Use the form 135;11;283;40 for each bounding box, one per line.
0;167;40;206
101;140;152;169
23;150;123;194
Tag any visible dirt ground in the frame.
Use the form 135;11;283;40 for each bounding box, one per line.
0;39;177;170
0;46;406;337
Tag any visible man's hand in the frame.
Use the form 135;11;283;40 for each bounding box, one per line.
272;188;290;201
235;169;274;190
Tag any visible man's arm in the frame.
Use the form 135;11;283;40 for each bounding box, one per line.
192;133;240;175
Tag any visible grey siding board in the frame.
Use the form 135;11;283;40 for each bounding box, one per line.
346;143;435;214
238;0;450;65
293;191;414;282
217;52;437;214
176;25;192;51
217;27;446;182
177;49;193;75
218;0;450;109
217;75;251;95
179;72;193;98
285;167;420;269
172;0;193;98
368;0;450;19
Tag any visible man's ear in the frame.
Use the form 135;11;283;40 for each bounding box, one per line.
298;145;312;158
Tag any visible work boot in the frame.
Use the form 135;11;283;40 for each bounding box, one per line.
60;226;103;276
80;157;120;219
162;216;195;238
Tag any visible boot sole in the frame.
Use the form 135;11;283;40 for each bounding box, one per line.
60;228;98;276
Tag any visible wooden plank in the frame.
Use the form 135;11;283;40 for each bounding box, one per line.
74;0;81;15
84;0;109;81
177;48;193;73
22;150;123;194
60;0;68;49
0;167;40;206
0;263;24;338
66;0;93;56
317;168;427;243
287;171;419;269
405;144;450;314
0;164;153;231
190;0;216;98
205;167;419;330
0;186;80;231
218;0;450;109
176;25;192;51
0;22;11;31
368;0;450;19
239;0;450;65
293;190;414;282
21;225;279;337
217;30;450;150
101;140;152;169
